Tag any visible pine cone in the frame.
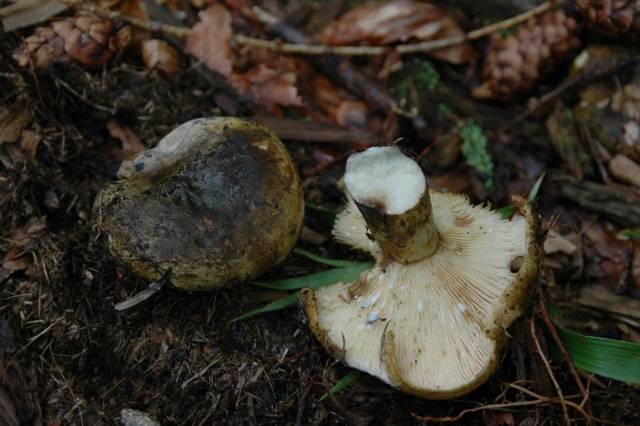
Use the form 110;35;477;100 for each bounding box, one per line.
13;14;131;69
472;10;581;101
576;0;640;40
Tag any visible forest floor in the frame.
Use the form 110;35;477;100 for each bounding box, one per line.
1;0;640;424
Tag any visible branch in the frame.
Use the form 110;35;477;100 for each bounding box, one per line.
62;0;563;56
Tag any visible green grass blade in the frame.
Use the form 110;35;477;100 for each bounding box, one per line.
555;327;640;384
235;261;374;322
496;173;545;220
293;248;362;268
251;263;372;291
305;202;338;222
619;228;640;240
320;370;363;401
528;172;545;201
229;292;299;323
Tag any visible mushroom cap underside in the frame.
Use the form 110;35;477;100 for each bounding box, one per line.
302;191;539;399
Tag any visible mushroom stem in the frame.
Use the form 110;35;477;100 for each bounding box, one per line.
354;189;439;263
344;147;439;264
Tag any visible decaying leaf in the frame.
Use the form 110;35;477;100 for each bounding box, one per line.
0;0;66;32
574;74;640;162
316;0;473;64
545;102;592;179
19;130;42;159
185;3;233;78
231;64;303;109
584;222;633;291
0;107;30;144
106;120;145;157
610;154;640;188
12;13;131;68
310;75;368;127
141;39;182;77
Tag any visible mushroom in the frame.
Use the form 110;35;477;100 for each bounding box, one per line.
95;117;304;290
301;146;540;399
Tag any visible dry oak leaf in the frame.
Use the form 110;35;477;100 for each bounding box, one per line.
231;64;303;109
185;3;233;78
0;107;30;144
316;0;473;64
141;39;182;77
106;120;145;157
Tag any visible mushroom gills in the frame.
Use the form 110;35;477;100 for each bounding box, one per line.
302;146;539;399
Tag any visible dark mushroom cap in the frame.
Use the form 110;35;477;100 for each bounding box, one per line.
95;117;304;290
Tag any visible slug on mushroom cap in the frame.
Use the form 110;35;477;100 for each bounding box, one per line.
302;146;540;399
95;117;304;290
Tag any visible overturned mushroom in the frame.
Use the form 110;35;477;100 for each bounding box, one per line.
95;117;304;290
302;146;540;399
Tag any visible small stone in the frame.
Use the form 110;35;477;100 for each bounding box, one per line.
120;409;160;426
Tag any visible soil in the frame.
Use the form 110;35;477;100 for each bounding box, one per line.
1;7;640;426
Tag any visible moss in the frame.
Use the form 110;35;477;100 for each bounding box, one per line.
458;120;494;190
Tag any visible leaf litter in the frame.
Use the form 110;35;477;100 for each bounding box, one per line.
1;0;640;424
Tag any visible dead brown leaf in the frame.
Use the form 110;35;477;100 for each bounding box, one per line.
544;230;578;256
316;0;473;64
610;154;640;188
141;39;182;77
485;412;515;426
19;130;41;159
309;75;368;127
231;64;303;109
583;222;632;291
0;107;31;144
2;247;30;272
185;3;233;78
0;0;66;32
106;120;145;157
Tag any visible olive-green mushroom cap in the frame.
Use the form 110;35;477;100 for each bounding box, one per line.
95;117;304;290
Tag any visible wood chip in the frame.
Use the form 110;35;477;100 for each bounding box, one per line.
0;0;66;32
609;154;640;188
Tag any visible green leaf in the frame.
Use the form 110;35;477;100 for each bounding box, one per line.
320;370;363;401
546;299;640;384
619;228;640;240
235;260;373;322
251;263;372;291
305;202;338;222
496;172;545;219
293;248;365;268
497;205;514;220
555;327;640;384
229;292;299;323
528;172;545;201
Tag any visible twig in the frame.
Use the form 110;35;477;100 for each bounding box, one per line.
413;397;555;423
538;291;589;404
413;382;594;423
60;0;191;37
62;0;561;56
114;270;171;311
180;355;223;389
530;318;571;425
509;383;594;425
245;2;561;55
